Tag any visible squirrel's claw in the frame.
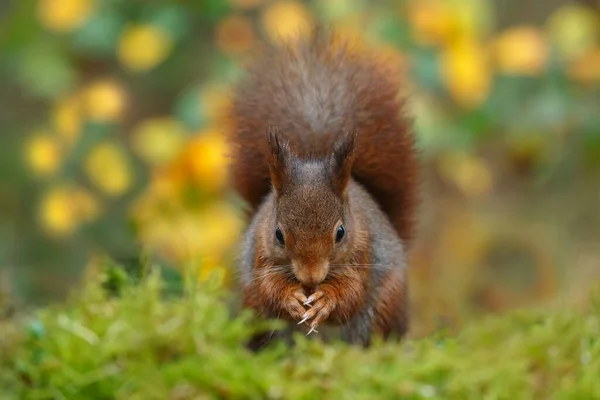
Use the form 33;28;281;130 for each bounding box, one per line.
283;288;309;321
306;325;319;335
304;290;324;306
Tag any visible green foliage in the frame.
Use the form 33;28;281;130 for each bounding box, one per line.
1;265;599;399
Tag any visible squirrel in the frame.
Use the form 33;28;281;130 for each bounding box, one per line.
226;27;419;348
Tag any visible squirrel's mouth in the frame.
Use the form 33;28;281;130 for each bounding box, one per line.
301;285;318;296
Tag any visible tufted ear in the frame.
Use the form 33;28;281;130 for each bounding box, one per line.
330;130;356;194
267;126;292;196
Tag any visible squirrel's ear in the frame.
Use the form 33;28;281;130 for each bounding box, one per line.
330;130;356;194
267;126;291;195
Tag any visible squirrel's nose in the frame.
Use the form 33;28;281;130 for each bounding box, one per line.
294;263;328;288
303;273;325;288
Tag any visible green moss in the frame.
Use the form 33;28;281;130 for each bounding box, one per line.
1;267;599;400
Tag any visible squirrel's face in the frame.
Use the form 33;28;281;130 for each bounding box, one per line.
265;127;356;289
271;182;352;288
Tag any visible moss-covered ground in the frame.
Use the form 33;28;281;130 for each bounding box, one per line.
1;264;598;400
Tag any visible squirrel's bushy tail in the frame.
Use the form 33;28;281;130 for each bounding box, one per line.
225;27;419;244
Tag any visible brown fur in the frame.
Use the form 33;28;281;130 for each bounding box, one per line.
228;27;418;346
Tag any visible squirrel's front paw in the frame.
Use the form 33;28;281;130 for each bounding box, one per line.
282;288;308;321
298;289;334;335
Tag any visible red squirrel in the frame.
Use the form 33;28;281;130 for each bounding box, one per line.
226;27;419;347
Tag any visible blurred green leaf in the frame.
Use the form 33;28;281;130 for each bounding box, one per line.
197;0;232;20
142;4;191;42
411;47;442;91
71;9;125;57
371;9;413;49
16;40;77;100
529;87;569;129
174;84;204;131
0;0;37;53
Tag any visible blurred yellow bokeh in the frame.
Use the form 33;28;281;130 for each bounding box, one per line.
261;0;313;43
407;0;460;47
136;203;241;270
131;117;187;166
37;0;95;33
25;132;62;178
38;186;78;237
183;130;230;192
197;255;227;284
440;38;491;108
52;95;82;147
197;203;243;257
407;0;490;47
83;79;127;123
492;26;548;76
37;185;99;237
546;3;600;62
84;141;133;197
117;25;173;72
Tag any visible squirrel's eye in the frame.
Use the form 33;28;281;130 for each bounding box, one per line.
275;227;285;245
335;225;345;243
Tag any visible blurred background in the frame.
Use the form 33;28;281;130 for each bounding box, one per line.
0;0;599;337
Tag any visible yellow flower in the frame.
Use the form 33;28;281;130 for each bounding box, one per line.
38;184;100;238
38;186;76;237
261;0;313;44
407;0;491;47
492;26;548;76
546;3;599;62
24;132;62;177
216;15;256;57
37;0;94;33
184;131;230;192
52;95;82;147
407;0;460;46
131;117;186;166
440;38;491;108
117;25;173;72
84;141;132;196
129;166;184;223
134;203;241;282
83;79;127;122
197;255;227;285
198;203;243;256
